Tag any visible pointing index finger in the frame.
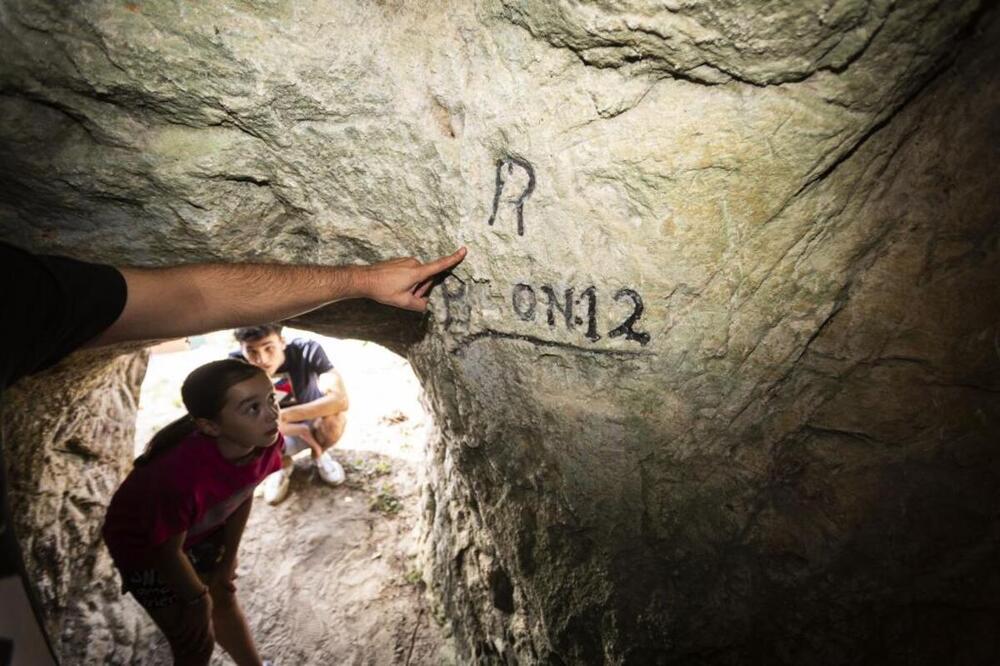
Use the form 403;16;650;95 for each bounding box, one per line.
419;246;467;280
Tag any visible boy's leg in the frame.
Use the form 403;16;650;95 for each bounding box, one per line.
260;429;303;504
282;421;323;458
283;417;347;485
312;412;347;452
311;414;347;485
260;454;292;504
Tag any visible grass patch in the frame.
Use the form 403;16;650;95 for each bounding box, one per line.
369;482;402;515
403;568;423;586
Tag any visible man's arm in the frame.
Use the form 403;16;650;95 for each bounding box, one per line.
85;247;467;348
280;369;348;423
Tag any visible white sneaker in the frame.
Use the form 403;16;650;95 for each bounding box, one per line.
262;467;291;505
316;451;345;486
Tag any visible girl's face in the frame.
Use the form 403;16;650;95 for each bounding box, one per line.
207;374;281;453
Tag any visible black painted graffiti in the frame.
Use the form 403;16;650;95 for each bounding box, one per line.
487;156;536;236
607;288;650;345
510;283;649;346
441;275;471;330
579;286;599;342
539;286;572;329
451;329;647;358
441;278;651;353
512;283;536;321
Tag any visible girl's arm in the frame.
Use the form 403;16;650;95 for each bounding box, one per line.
151;530;208;602
214;496;254;586
150;531;215;646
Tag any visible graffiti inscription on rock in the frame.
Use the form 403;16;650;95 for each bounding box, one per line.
441;277;651;356
470;158;653;354
487;156;535;237
511;283;650;346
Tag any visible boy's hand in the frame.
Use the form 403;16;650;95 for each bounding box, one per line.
361;247;467;312
279;420;324;456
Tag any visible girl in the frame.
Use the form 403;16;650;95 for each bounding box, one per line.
103;359;282;666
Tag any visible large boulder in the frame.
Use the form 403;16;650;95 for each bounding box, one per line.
1;350;152;664
1;1;998;663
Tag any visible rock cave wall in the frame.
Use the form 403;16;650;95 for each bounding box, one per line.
1;1;998;664
1;350;152;664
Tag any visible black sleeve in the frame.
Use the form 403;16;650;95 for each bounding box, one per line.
1;242;127;389
302;340;334;375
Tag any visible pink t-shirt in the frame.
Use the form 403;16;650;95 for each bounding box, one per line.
102;431;282;569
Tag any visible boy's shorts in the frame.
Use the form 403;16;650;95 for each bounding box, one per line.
118;530;228;610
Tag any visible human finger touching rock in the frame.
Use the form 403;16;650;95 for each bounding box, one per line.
362;246;468;311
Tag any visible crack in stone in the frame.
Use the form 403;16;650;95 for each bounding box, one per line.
802;424;886;446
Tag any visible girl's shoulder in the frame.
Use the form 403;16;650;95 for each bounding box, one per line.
152;431;219;474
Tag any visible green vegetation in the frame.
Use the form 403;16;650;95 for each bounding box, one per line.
369;482;402;515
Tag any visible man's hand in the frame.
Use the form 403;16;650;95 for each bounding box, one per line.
361;247;467;312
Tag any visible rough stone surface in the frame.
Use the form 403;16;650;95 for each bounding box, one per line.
1;349;152;664
1;1;999;664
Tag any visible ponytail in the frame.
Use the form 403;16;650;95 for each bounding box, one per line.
133;358;266;468
134;414;198;467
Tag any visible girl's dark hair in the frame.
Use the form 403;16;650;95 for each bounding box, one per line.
134;359;266;467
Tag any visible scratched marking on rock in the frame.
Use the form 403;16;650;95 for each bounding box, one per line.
475;159;653;353
443;278;651;355
486;156;536;237
512;283;649;347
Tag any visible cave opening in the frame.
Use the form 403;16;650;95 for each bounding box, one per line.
0;319;454;665
129;328;451;663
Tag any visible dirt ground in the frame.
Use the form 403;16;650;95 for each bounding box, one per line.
132;331;456;665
